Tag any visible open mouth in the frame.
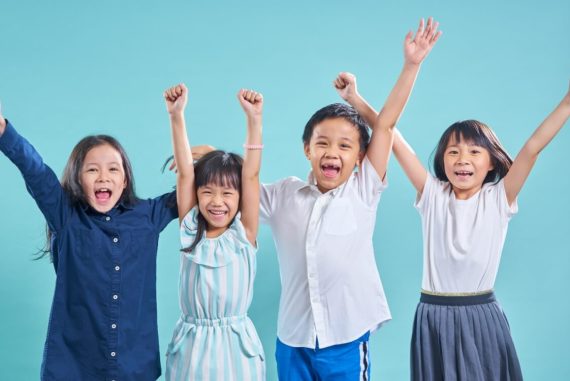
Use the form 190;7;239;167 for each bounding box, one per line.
95;188;112;203
454;170;473;178
321;164;340;179
208;209;228;217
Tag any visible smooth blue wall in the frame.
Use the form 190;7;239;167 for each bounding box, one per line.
0;1;568;379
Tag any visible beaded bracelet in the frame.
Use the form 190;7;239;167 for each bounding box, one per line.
243;144;264;150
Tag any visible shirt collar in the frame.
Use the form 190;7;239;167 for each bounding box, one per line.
299;169;351;197
81;199;134;214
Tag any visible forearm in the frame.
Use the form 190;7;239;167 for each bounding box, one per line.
345;94;378;128
242;116;262;180
169;113;194;179
524;93;570;156
375;63;421;131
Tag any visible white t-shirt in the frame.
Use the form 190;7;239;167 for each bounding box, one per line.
260;157;391;349
415;174;518;293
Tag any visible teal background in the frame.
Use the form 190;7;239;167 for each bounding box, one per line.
1;0;569;379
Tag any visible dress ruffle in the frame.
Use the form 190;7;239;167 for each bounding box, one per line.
180;207;254;267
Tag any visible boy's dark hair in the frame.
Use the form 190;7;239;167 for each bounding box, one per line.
432;120;513;184
183;150;243;253
38;135;138;260
302;103;370;152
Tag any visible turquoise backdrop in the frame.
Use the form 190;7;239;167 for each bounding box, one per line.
1;0;568;379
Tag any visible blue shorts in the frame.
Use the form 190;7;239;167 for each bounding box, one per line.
275;332;371;381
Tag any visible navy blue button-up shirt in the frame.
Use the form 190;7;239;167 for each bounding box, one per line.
0;121;177;381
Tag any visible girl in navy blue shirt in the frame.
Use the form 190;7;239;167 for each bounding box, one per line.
0;110;177;381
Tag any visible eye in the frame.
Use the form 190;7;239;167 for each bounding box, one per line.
340;144;351;149
470;149;481;155
447;150;458;155
110;167;120;172
315;141;327;146
224;191;235;196
86;168;97;172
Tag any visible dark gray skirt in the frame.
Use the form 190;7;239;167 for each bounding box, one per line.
411;291;523;381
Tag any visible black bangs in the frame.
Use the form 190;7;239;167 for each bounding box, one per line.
195;150;243;191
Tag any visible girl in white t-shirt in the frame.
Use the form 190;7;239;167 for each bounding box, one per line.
342;80;570;380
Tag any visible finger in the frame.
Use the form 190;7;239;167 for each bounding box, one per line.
431;30;443;44
254;93;263;103
424;17;433;39
404;30;413;45
430;21;439;41
415;18;424;40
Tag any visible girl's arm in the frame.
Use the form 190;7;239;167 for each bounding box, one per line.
334;17;441;181
237;89;263;246
164;84;196;224
504;83;570;205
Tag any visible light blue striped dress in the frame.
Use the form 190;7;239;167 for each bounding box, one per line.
165;207;265;381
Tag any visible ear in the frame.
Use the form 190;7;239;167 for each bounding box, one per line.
304;143;311;160
123;178;127;189
356;151;365;167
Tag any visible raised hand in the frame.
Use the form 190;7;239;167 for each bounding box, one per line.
237;89;263;120
334;72;359;103
404;17;442;65
164;84;188;115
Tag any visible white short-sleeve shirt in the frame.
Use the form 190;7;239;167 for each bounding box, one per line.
415;174;518;293
260;157;391;349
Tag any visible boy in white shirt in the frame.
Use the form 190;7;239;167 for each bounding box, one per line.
261;18;441;380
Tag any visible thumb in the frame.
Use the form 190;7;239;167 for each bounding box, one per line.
404;31;413;45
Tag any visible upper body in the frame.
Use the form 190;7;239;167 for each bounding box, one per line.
260;156;390;349
0;120;178;381
416;174;517;293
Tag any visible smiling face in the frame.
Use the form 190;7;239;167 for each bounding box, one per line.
80;144;127;213
304;117;364;193
197;183;240;237
443;135;494;199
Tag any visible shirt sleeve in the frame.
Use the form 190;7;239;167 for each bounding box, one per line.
150;190;178;232
357;156;388;205
495;179;518;220
415;173;439;216
0;120;71;232
259;182;277;224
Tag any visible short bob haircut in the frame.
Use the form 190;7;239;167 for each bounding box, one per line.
432;120;513;185
183;150;243;253
39;135;138;260
302;103;370;152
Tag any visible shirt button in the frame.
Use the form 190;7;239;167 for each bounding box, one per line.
111;323;117;329
115;265;120;271
110;351;116;357
113;294;118;300
113;237;119;243
105;216;111;221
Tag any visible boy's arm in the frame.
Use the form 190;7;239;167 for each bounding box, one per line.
336;18;441;181
504;83;570;205
237;89;263;246
338;81;428;193
164;83;196;223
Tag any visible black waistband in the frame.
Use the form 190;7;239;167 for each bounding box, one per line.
420;291;496;306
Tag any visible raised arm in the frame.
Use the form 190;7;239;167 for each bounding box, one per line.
335;17;440;191
504;83;570;205
237;89;263;246
335;18;440;181
164;84;195;223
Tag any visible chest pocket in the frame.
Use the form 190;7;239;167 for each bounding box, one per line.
323;198;357;236
73;228;101;260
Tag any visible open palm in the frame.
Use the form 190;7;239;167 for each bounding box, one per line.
404;17;441;65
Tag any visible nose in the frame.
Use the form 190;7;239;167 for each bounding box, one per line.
96;169;110;182
324;148;339;158
211;193;224;205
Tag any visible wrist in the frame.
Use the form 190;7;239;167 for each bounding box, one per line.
0;117;6;134
169;112;185;121
403;61;422;71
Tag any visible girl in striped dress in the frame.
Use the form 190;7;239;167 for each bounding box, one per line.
163;83;265;380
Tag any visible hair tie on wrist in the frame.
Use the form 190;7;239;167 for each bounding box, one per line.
243;144;264;150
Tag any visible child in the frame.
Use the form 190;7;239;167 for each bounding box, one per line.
340;68;570;381
163;84;265;380
0;108;178;379
260;18;440;380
